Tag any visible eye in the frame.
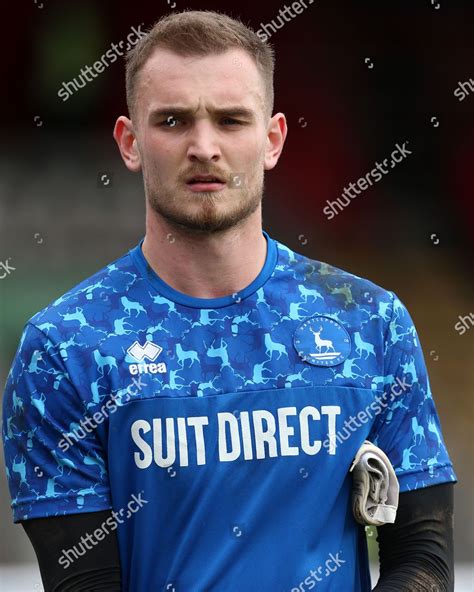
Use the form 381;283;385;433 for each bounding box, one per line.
159;116;181;127
221;118;242;125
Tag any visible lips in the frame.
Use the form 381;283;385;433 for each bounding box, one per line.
187;174;225;184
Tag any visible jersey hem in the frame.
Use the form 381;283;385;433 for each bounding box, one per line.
13;503;113;523
12;495;112;523
396;462;457;493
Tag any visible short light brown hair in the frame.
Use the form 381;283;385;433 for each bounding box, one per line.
125;10;275;121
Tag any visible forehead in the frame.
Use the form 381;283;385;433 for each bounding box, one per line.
135;47;265;116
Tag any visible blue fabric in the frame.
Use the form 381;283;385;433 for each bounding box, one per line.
2;230;457;591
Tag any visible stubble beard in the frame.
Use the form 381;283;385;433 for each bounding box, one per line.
144;166;265;235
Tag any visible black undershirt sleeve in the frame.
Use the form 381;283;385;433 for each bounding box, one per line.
373;482;455;592
20;483;454;591
21;509;122;592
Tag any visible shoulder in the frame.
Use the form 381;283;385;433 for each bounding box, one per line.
274;238;399;317
24;246;140;346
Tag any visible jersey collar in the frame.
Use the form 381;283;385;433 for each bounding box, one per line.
129;230;278;309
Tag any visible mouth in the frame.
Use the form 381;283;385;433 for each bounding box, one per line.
186;175;227;192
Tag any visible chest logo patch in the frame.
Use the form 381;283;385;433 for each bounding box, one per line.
127;340;162;362
126;340;167;376
293;315;351;366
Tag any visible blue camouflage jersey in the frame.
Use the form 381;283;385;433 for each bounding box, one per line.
2;230;457;592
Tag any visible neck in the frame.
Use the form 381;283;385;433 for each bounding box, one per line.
141;210;267;300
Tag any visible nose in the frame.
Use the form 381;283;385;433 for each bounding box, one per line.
186;121;221;163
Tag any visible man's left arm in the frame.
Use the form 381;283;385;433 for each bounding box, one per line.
366;291;458;591
373;482;455;592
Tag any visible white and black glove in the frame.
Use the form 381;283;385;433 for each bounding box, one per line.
350;440;400;526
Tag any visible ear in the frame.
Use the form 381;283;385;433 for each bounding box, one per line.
264;112;288;171
113;116;142;172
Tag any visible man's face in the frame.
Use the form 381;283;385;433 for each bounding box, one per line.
130;47;273;234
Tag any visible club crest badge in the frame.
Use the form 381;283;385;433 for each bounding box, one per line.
293;315;351;366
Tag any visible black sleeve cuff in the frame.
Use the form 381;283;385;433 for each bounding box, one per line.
373;482;455;592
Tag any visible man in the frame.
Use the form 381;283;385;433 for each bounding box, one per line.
2;10;457;591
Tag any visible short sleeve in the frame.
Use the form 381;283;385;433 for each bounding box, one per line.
2;323;112;522
367;292;458;492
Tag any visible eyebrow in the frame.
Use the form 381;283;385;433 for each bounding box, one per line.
148;106;256;121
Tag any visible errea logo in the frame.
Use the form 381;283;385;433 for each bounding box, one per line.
127;340;162;362
126;340;167;375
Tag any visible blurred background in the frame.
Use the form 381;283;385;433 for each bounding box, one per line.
0;0;472;589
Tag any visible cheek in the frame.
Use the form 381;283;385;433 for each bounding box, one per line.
228;136;265;167
247;131;267;157
141;141;177;174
